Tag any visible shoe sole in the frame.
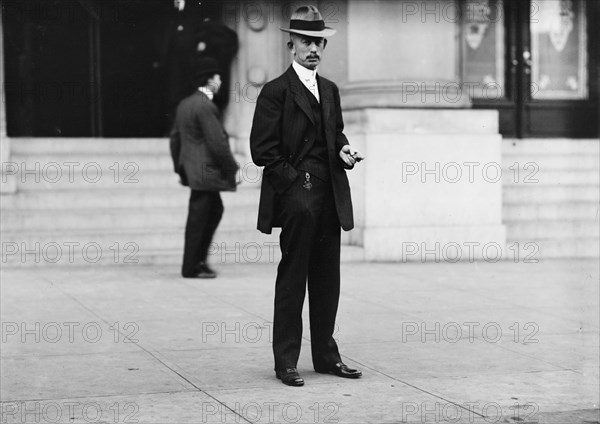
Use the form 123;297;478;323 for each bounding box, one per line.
183;274;216;279
276;374;304;386
314;369;362;378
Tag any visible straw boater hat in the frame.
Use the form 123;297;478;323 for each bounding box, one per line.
280;5;336;37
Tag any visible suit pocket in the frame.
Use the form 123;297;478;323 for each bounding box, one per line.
265;161;299;194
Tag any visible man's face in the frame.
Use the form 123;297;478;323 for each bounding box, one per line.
174;0;185;11
207;74;222;94
290;35;326;70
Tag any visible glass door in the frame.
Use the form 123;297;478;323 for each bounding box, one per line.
463;0;599;138
2;0;226;137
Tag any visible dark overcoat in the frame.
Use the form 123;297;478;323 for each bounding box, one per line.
170;91;238;191
250;66;354;234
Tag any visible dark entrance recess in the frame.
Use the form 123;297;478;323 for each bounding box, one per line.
464;0;599;138
2;0;234;137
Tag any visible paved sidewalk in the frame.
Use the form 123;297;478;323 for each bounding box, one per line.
1;259;598;423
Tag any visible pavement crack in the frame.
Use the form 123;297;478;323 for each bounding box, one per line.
339;356;487;419
38;277;255;424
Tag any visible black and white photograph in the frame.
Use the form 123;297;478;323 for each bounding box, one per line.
1;0;598;423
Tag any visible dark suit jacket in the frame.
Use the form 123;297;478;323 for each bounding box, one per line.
170;91;238;191
250;66;354;234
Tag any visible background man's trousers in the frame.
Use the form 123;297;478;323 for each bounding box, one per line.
273;173;342;371
182;190;223;277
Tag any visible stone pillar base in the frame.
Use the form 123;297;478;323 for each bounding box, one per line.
344;108;506;262
364;226;507;262
1;137;17;194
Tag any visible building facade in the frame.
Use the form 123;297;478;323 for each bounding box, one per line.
1;0;598;265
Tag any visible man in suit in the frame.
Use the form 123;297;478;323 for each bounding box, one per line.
170;57;239;278
250;5;365;386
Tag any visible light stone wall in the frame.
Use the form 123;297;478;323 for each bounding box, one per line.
333;0;504;260
345;109;506;261
347;1;459;83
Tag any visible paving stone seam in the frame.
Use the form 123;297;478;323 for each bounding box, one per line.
35;276;255;424
342;357;489;420
493;343;592;373
0;388;200;404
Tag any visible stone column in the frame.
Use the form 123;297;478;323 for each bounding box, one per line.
336;0;506;261
340;0;470;108
0;8;17;194
223;0;288;170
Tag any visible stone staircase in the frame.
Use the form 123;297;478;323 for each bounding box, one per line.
502;138;600;259
2;137;597;266
0;138;364;267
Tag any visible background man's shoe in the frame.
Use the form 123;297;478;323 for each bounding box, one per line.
276;368;304;386
315;362;362;378
184;263;216;279
198;263;217;278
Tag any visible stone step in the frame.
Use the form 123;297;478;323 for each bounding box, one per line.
144;245;366;266
391;240;597;262
0;186;261;210
11;169;177;190
501;154;599;170
9;138;171;155
0;227;279;263
0;203;261;231
8;138;253;169
500;169;599;186
530;238;600;259
13;170;263;191
504;220;600;240
8;160;260;189
2;224;357;252
503;202;599;221
502;139;600;155
503;184;600;204
10;153;174;170
9;153;258;175
30;136;594;154
0;242;366;267
1;222;354;247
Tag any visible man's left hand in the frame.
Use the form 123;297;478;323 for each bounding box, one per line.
339;145;365;168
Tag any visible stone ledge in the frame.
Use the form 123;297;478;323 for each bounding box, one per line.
344;108;499;134
341;81;473;110
363;225;507;262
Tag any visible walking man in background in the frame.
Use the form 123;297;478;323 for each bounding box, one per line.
170;57;238;279
250;5;364;386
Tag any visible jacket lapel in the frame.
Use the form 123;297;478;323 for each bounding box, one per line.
286;66;315;125
318;76;335;149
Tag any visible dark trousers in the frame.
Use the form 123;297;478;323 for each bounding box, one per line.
273;174;342;371
181;190;223;277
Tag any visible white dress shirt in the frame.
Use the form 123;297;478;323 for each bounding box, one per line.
292;60;319;102
198;87;214;101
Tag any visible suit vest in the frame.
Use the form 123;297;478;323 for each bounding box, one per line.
297;83;330;181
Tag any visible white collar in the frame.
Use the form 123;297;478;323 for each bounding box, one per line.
292;60;317;83
198;87;214;101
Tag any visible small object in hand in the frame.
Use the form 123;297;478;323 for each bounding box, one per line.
302;172;312;191
351;152;364;162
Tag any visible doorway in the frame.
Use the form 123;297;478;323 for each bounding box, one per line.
463;0;599;138
2;0;226;137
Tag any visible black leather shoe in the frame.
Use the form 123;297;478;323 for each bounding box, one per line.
198;263;217;278
184;263;216;279
276;368;304;386
315;362;362;379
